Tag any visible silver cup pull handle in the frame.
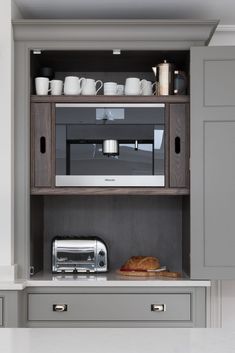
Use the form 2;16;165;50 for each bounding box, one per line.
151;304;166;312
53;304;68;312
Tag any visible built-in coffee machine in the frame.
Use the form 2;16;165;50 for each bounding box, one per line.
55;103;165;187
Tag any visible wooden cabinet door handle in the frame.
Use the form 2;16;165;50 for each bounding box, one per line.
175;136;181;154
40;136;46;154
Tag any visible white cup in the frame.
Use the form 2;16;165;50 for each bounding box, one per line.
81;78;103;95
141;80;156;96
117;84;124;95
124;77;143;96
50;79;63;95
35;77;51;95
104;82;118;95
64;76;85;95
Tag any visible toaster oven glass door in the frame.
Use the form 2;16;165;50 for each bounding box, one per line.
55;103;165;186
56;248;95;271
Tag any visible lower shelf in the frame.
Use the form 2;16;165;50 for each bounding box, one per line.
31;187;190;196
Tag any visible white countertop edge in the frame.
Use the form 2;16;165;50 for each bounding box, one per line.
0;282;25;290
0;279;211;289
26;279;211;287
25;279;211;287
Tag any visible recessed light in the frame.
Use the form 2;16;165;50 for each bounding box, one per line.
33;49;42;55
113;49;121;55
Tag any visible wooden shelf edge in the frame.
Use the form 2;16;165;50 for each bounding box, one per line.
31;187;190;196
30;95;190;104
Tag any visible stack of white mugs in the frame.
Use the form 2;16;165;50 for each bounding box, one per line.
35;76;157;96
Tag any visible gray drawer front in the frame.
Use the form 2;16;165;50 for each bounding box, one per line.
28;293;191;321
0;298;3;326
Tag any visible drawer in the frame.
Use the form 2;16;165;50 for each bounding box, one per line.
0;298;3;326
28;293;191;321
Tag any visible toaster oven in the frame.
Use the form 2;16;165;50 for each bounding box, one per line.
52;237;108;273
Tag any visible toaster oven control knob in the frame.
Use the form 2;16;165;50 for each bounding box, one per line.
99;261;105;267
99;250;105;257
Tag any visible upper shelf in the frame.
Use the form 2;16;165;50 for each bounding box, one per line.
31;95;190;104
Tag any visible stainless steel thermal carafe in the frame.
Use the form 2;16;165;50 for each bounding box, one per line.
154;60;174;96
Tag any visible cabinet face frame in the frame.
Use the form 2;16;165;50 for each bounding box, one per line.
14;40;191;279
13;21;217;280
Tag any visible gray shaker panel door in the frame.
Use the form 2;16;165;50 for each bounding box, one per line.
191;46;235;279
204;60;235;106
204;122;235;266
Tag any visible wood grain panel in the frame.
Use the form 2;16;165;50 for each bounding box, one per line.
31;187;189;196
165;103;170;188
169;104;189;188
51;104;56;188
182;195;190;276
31;103;52;187
31;95;190;104
30;196;44;274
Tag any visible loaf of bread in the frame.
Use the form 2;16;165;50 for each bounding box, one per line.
120;256;161;271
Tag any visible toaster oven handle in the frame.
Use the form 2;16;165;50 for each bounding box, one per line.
53;304;68;312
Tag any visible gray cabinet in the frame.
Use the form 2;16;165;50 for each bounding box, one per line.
0;291;22;327
26;287;206;328
191;47;235;279
28;293;190;322
13;20;221;283
0;298;2;326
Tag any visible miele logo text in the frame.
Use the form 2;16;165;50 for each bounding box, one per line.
105;179;116;182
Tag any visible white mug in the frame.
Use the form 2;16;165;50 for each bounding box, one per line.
104;82;118;95
64;76;85;95
50;79;63;95
81;78;103;95
141;80;155;96
153;82;158;95
35;77;51;95
117;84;124;95
124;77;143;95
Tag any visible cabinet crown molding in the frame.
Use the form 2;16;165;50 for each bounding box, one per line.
12;19;219;49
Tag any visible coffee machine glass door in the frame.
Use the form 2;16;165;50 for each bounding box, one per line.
55;103;165;187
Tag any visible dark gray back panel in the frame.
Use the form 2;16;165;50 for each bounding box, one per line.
30;196;44;274
43;196;183;272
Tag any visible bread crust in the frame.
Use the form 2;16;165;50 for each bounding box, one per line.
120;256;160;271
